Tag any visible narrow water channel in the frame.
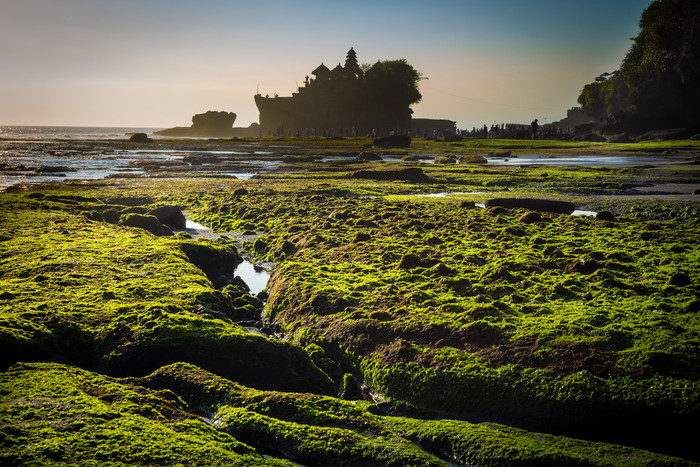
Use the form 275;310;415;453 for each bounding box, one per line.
184;217;271;295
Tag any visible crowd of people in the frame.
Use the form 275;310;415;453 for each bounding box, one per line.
266;120;575;140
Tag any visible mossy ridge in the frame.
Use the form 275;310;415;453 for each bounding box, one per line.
382;416;694;466
2;161;698;462
0;193;333;395
183;170;699;456
0;362;290;466
131;362;689;466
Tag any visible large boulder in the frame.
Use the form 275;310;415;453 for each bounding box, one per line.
356;152;382;161
179;240;242;288
373;135;411;148
636;128;691;141
191;111;237;132
606;133;632;143
119;213;172;236
129;133;153;143
350;167;428;182
147;205;186;230
485;198;575;214
573;133;606;142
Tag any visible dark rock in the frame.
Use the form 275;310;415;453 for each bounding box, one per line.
147;205;186;230
192;306;227;320
668;272;691;287
129;132;153;143
458;154;488;164
0;291;16;300
693;189;700;195
590;251;606;261
485;198;575;214
119;213;172;236
231;276;250;292
373;135;411;148
552;284;573;297
519;211;541;224
356;152;382;161
184;154;219;165
102;195;154;206
431;263;454;276
487;151;512;158
486;206;508;215
192;111;236;131
460;200;476;209
401;155;419;162
257;291;269;302
636;128;690;141
187;156;202;165
435;155;457;164
107;337;335;395
569;257;601;274
180;241;242;287
353;232;371;243
253;238;268;253
573;133;606;142
574;123;595;136
397;254;423;270
606;133;631;143
281;240;297;256
233;188;249;196
596;211;616;221
237;320;257;327
156;111;238;137
350;167;428;182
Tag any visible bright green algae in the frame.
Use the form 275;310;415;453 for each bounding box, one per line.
185;166;699;457
0;362;290;466
5;361;689;466
1;153;699;464
0;192;333;395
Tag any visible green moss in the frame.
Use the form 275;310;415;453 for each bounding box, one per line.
0;362;290;465
182;165;698;456
0;193;333;395
2;141;699;463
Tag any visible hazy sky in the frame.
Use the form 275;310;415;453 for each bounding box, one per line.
0;0;651;129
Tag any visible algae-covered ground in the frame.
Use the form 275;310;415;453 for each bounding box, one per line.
1;137;699;465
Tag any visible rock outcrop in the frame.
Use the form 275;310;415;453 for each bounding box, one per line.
485;198;575;214
155;111;256;137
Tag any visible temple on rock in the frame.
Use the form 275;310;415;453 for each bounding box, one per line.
255;48;429;136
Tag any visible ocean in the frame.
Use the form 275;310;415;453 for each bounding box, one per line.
0;125;163;140
0;126;168;190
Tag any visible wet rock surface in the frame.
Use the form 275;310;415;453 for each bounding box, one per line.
1;136;699;465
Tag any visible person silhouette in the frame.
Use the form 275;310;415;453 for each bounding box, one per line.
531;119;539;140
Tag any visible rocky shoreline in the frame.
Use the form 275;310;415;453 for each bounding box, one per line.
1;136;699;465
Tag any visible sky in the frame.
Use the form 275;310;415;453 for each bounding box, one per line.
0;0;652;130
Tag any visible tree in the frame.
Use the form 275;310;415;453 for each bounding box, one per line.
364;59;423;108
577;78;629;120
577;0;700;126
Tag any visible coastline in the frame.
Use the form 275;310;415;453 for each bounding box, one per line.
1;135;699;465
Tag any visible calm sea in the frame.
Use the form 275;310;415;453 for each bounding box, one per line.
0;125;163;140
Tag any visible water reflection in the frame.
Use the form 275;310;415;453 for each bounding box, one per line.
234;260;270;296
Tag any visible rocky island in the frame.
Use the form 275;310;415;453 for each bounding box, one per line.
155;110;258;137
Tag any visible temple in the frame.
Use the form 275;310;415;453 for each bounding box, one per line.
255;48;424;136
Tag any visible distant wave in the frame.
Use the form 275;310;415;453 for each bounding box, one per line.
0;126;164;140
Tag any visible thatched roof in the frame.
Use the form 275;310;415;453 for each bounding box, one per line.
312;63;330;76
